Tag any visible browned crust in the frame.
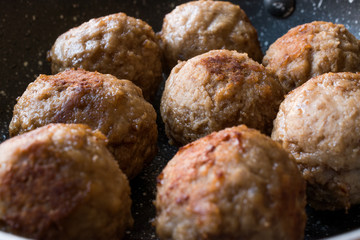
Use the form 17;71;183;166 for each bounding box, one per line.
156;125;306;239
0;146;88;237
40;69;104;89
0;124;97;238
263;21;360;92
201;54;265;83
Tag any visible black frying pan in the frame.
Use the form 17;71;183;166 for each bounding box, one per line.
0;1;360;239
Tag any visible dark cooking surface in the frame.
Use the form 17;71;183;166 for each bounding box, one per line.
0;1;360;239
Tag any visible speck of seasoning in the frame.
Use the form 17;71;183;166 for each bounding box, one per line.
318;0;323;8
23;61;29;67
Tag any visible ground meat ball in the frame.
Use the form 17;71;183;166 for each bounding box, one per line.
48;12;162;100
160;49;284;146
155;125;306;240
263;21;360;93
272;72;360;210
9;69;157;179
159;0;263;69
0;123;132;240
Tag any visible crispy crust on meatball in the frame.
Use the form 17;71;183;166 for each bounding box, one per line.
272;72;360;210
159;0;263;69
263;21;360;93
48;12;162;100
0;123;132;239
9;69;158;179
155;125;306;240
160;49;284;146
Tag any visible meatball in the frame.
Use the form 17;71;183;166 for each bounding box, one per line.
160;49;284;146
48;12;162;100
159;0;263;69
263;21;360;93
0;123;132;240
9;69;157;179
155;125;306;240
272;72;360;210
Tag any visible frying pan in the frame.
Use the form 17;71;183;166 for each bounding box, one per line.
0;0;359;239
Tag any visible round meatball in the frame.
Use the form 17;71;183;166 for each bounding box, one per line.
155;125;306;240
160;49;284;146
159;0;263;69
0;123;132;240
9;69;157;179
272;72;360;210
263;21;360;93
48;12;162;100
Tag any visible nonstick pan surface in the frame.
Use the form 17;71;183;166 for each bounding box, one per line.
0;1;360;239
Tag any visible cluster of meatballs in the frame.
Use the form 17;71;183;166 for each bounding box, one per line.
1;0;360;239
2;10;161;240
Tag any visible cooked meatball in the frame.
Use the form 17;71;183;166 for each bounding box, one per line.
155;125;306;240
160;49;284;146
0;123;132;240
272;72;360;210
159;0;263;69
263;21;360;93
9;69;157;179
48;12;162;100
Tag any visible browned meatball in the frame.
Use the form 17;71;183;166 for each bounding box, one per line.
155;125;306;240
48;12;162;100
263;21;360;93
160;49;284;146
159;0;263;69
9;69;157;179
272;72;360;210
0;123;132;240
